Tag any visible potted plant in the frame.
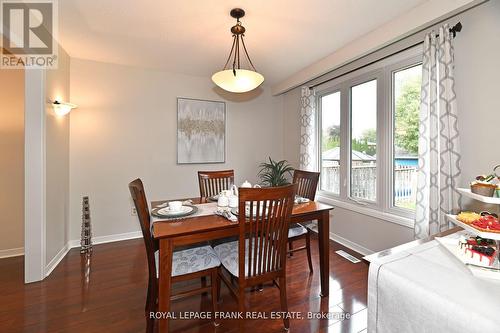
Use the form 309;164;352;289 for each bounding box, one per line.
258;157;294;187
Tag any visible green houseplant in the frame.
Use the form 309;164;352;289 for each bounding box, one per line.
258;157;294;187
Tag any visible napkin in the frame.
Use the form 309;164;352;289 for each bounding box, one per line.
214;208;238;222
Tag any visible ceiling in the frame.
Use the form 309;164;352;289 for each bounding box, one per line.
59;0;428;86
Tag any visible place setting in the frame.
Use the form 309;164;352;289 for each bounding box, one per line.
151;200;198;219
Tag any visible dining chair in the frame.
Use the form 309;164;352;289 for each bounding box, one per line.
128;178;221;332
214;184;297;330
287;169;320;273
198;169;235;199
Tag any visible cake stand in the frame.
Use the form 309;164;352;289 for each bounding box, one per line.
445;188;500;274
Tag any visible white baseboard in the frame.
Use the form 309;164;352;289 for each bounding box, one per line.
329;232;374;256
0;247;24;259
307;223;374;256
68;230;142;248
92;230;143;245
44;231;143;278
45;243;71;277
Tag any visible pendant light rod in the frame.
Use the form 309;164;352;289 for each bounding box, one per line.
220;8;258;74
240;36;257;71
222;35;237;70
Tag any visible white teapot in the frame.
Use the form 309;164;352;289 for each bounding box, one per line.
241;180;252;188
231;181;261;197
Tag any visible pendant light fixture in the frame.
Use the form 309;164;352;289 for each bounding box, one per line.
212;8;264;93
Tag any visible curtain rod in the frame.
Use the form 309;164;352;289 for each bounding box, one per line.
309;21;463;90
437;21;463;38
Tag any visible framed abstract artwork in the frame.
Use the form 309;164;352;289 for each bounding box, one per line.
177;97;226;164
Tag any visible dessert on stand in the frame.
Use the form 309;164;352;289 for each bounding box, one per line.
440;166;500;279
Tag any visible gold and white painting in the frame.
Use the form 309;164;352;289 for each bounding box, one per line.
177;98;225;164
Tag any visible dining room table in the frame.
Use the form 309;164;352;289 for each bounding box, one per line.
151;197;334;332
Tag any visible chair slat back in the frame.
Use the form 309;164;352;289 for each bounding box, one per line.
237;184;297;280
128;179;157;282
293;169;320;201
198;170;235;199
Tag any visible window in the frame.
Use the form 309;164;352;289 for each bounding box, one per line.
393;65;422;210
320;91;341;195
350;80;377;201
316;46;422;219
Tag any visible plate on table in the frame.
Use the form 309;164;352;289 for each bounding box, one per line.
151;205;198;219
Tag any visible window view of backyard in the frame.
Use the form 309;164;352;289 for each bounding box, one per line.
350;79;377;201
319;62;422;212
320;91;341;194
393;64;422;210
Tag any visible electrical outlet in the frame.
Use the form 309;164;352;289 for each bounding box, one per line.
131;207;137;216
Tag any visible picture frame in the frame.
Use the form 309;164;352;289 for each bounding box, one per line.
177;97;226;164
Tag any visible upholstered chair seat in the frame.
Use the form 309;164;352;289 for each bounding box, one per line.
154;245;220;277
287;224;308;238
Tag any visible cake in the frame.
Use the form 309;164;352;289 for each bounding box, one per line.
459;235;496;249
458;235;497;266
464;246;496;266
457;211;481;224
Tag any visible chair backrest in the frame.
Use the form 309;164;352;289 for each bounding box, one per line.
293;169;320;201
198;170;235;198
237;184;297;282
128;179;157;283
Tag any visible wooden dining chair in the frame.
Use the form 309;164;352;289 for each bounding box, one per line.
287;169;320;273
128;179;221;332
214;184;297;330
198;169;235;199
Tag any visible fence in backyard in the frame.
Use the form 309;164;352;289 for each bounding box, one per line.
321;163;417;204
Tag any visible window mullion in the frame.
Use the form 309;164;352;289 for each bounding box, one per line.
372;72;384;211
339;84;349;201
381;68;393;213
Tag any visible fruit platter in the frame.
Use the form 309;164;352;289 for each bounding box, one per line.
447;211;500;240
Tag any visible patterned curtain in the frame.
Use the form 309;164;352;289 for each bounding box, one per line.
299;87;317;171
414;24;462;239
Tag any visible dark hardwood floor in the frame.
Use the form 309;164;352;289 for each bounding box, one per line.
0;234;368;333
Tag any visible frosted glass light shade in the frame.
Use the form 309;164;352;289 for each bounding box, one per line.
52;101;77;116
211;69;264;93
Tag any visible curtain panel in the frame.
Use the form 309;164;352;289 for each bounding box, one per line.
299;87;317;171
414;24;462;239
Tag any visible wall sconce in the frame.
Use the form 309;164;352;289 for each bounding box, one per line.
52;100;77;116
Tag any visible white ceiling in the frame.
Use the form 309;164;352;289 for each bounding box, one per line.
59;0;428;85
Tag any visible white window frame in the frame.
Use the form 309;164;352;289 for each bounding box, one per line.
346;71;383;210
386;57;423;218
317;87;342;197
316;45;422;225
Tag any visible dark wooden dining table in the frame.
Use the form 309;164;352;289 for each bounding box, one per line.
151;197;334;332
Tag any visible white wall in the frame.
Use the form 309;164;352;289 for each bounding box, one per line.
45;46;71;269
69;59;283;241
0;68;24;257
282;0;500;252
454;0;500;215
